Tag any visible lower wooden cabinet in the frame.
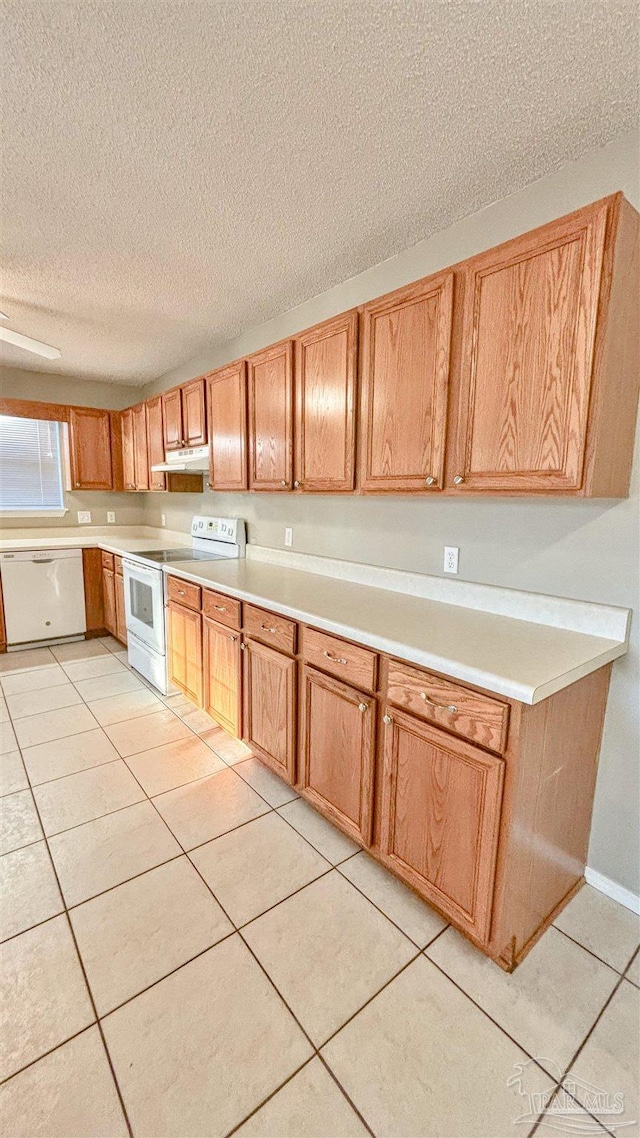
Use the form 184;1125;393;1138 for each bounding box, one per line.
102;567;117;638
114;567;127;646
203;616;242;736
298;666;376;846
168;600;202;705
378;707;504;942
242;638;296;782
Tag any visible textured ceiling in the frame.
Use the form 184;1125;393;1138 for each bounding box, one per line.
1;0;638;386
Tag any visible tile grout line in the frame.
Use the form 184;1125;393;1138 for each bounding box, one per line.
552;922;637;978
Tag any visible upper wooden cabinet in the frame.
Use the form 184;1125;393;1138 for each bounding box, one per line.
181;378;207;447
247;340;293;490
448;194;640;496
132;403;149;491
146;395;166;491
207;361;248;491
294;311;358;492
68;407;113;490
359;273;454;492
161;379;206;452
121;408;136;491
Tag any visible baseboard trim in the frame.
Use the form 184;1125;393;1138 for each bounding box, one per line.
585;867;640;914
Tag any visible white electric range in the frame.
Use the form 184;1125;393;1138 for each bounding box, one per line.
122;515;246;693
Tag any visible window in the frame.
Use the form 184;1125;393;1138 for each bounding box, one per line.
0;415;66;514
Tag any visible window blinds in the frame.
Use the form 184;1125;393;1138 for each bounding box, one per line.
0;416;65;511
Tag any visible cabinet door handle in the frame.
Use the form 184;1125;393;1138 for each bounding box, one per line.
178;589;186;596
261;623;277;633
293;480;300;488
382;714;393;725
214;604;227;612
425;476;437;486
230;634;238;642
280;480;288;487
453;475;465;485
358;702;368;713
420;692;458;713
324;650;347;665
240;642;246;651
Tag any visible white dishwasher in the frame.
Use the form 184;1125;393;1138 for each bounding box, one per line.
0;549;87;647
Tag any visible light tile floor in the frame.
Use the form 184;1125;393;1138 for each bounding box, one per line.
0;639;638;1138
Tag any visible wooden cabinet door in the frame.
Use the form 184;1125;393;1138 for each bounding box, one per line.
247;340;293;490
182;378;207;447
146;396;166;491
168;600;203;705
359;272;453;491
102;567;117;637
132;403;149;490
379;708;504;943
82;549;104;634
299;666;375;845
68;407;113;490
207;362;248;490
121;408;136;491
114;570;127;645
450;200;609;492
162;388;183;451
294;311;358;492
203;616;241;736
243;638;296;782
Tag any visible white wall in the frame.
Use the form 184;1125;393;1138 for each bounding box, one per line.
143;130;640;897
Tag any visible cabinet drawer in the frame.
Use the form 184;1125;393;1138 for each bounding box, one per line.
202;588;241;629
302;627;377;691
386;661;509;754
114;555;124;577
244;604;297;655
101;551;115;570
167;575;202;612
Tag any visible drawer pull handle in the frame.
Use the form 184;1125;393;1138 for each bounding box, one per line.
358;702;368;713
383;714;393;725
324;650;347;665
230;635;238;642
214;604;227;612
261;623;277;632
420;692;458;713
178;589;186;596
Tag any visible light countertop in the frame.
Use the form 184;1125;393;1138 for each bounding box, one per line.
0;526;627;704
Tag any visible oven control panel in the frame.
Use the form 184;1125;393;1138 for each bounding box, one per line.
191;516;240;543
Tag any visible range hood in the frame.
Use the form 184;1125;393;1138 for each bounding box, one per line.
151;445;210;472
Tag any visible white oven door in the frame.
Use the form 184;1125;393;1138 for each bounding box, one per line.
123;560;165;655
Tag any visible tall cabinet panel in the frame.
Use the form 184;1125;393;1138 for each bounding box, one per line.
68;407;113;490
359;272;454;492
121;408;136;491
448;199;609;493
146;395;166;491
132;403;149;491
162;388;183;451
243;638;296;781
203;616;242;735
207;361;248;491
182;378;207;447
294;311;358;492
247;340;293;490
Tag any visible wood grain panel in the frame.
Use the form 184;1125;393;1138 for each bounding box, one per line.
450;198;609;492
359;272;453;491
82;548;105;635
294;310;358;492
0;398;71;423
162;387;183;451
146;395;166;491
247;340;293;490
379;707;504;942
121;408;136;491
386;661;509;754
109;411;124;492
244;604;297;655
0;574;7;651
182;377;207;447
168;601;203;706
102;566;117;638
202;588;241;630
114;570;127;645
207;361;248;491
242;638;296;782
132;403;149;490
167;575;201;612
302;626;377;691
299;666;375;846
68;407;113;490
101;551;115;570
203;616;242;735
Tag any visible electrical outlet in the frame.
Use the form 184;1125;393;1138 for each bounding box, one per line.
444;546;459;574
161;514;166;527
77;511;92;525
107;511;116;524
285;527;293;548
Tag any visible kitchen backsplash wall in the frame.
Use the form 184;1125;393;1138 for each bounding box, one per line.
0;491;146;529
0;367;136;410
142;130;640;900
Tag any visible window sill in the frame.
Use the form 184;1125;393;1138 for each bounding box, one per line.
0;509;69;519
